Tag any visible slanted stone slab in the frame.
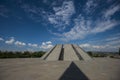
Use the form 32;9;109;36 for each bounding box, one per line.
41;45;56;60
64;44;79;61
46;44;62;61
73;44;92;60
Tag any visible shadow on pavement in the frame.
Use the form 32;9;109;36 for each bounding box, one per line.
59;62;89;80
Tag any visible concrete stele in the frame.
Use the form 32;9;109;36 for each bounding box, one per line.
64;44;79;61
46;44;62;61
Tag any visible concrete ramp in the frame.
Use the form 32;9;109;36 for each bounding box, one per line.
72;44;92;60
64;44;79;61
41;45;56;60
46;44;62;61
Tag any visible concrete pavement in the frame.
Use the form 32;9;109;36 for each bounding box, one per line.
0;58;120;80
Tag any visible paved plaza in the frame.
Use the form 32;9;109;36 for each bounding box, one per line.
0;58;120;80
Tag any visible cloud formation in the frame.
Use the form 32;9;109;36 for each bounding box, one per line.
103;4;120;18
19;0;120;41
0;0;119;52
80;43;105;49
80;33;120;52
47;1;75;31
84;0;98;15
1;36;54;51
5;37;15;44
40;41;53;50
56;0;120;41
15;41;26;46
28;43;38;47
0;37;4;41
79;43;119;52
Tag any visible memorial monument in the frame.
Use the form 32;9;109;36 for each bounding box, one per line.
41;44;92;61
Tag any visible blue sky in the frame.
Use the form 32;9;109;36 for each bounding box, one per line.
0;0;120;52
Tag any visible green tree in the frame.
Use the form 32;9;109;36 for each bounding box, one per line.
87;51;92;57
119;48;120;55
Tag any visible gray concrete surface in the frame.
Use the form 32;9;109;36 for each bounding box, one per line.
0;58;120;80
73;44;92;60
64;44;80;61
41;45;56;60
42;44;92;61
46;44;62;61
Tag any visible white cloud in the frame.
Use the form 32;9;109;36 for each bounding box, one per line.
58;15;91;41
84;0;98;14
46;41;52;44
79;33;120;51
48;17;58;24
48;1;75;31
19;0;120;43
61;27;88;41
47;1;119;42
80;43;90;48
91;4;120;33
58;4;119;41
107;39;120;45
40;41;53;49
105;36;120;41
103;4;120;18
53;1;75;18
80;43;105;49
15;41;26;46
28;43;38;47
0;37;4;41
91;20;119;33
79;43;111;51
79;43;105;49
59;20;118;41
1;36;54;51
5;37;15;44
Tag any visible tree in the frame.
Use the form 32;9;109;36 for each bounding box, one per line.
87;51;92;57
119;48;120;55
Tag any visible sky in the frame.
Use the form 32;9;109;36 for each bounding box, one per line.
0;0;120;52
